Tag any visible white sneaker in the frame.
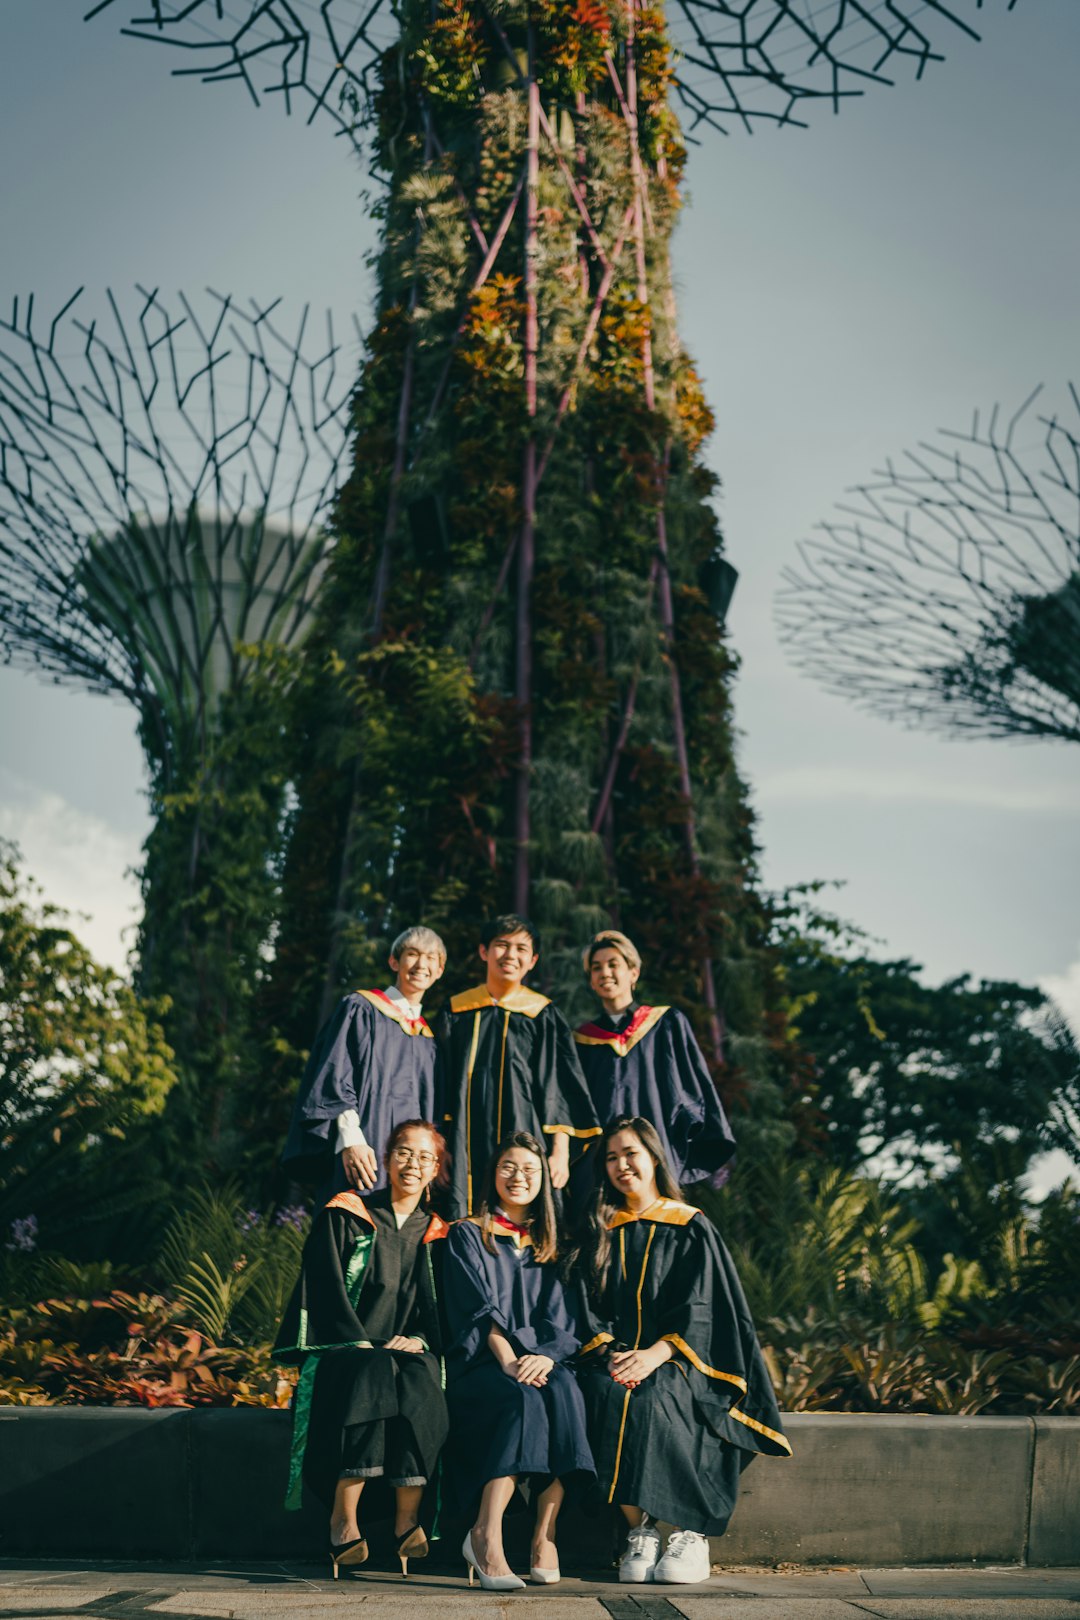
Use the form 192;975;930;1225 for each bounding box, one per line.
653;1528;711;1584
618;1517;661;1583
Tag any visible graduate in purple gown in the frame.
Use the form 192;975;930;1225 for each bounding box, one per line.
284;927;445;1195
435;915;600;1219
442;1131;595;1590
572;931;735;1203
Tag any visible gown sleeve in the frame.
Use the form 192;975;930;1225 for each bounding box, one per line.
667;1010;736;1183
433;1006;456;1130
656;1215;789;1454
536;1005;601;1154
282;997;373;1168
272;1207;372;1362
442;1220;511;1361
442;1221;584;1364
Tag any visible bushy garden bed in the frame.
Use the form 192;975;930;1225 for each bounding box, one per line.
4;1172;1078;1415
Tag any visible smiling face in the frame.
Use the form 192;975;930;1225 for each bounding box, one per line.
386;1125;441;1201
605;1127;659;1209
479;929;538;989
494;1144;544;1213
589;945;638;1011
390;944;444;1002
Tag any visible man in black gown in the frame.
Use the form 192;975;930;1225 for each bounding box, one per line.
435;915;600;1217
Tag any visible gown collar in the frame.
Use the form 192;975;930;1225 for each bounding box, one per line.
606;1195;699;1229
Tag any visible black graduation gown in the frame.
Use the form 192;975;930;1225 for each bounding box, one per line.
435;984;600;1218
442;1217;595;1512
273;1189;449;1510
573;1004;735;1193
283;990;439;1191
575;1198;789;1535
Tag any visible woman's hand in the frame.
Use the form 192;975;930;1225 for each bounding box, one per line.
609;1340;672;1387
385;1335;424;1353
505;1353;555;1386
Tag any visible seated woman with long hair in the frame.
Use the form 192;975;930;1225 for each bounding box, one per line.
571;1116;790;1587
273;1119;451;1579
442;1130;594;1590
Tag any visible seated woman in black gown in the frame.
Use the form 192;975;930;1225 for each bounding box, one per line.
571;1116;790;1587
274;1119;451;1579
442;1130;594;1590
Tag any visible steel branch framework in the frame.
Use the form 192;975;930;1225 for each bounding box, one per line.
776;385;1080;745
0;286;357;762
85;0;1014;146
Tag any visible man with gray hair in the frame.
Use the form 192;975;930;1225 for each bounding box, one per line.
283;927;446;1194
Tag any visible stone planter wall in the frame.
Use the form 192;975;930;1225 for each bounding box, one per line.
1;1409;1076;1566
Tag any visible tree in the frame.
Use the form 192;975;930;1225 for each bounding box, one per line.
0;289;355;1166
0;842;178;1249
778;896;1080;1185
69;0;1016;1171
777;386;1080;746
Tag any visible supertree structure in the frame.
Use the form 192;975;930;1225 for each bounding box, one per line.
776;386;1080;747
80;1;1016;1167
86;0;1008;145
0;286;355;1163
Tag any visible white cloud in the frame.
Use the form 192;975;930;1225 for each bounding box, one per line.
1041;953;1080;1041
755;765;1080;815
0;771;143;975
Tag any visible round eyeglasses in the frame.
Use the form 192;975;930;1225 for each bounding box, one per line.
390;1147;437;1169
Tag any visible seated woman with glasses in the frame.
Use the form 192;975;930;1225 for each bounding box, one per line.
442;1130;595;1590
274;1120;451;1580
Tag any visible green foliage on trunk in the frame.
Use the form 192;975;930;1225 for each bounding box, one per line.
134;646;299;1174
264;0;797;1173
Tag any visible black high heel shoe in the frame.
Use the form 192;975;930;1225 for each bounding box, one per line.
396;1523;429;1577
329;1533;369;1579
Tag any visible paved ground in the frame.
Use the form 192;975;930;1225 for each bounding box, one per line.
1;1563;1079;1620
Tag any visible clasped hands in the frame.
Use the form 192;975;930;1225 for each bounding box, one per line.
384;1335;424;1353
609;1340;672;1388
499;1352;555;1387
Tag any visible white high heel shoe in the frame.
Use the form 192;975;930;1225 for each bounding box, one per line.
462;1530;526;1591
529;1564;561;1584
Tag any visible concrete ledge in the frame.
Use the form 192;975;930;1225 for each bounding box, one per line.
1029;1416;1080;1567
714;1414;1035;1566
0;1410;1077;1566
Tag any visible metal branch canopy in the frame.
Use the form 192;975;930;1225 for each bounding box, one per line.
0;287;355;759
776;386;1080;746
68;0;1020;1052
86;0;1008;145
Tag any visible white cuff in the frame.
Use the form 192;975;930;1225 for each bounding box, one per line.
336;1111;368;1151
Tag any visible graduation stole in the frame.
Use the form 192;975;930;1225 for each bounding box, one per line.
284;1193;449;1511
449;984;551;1209
357;987;434;1037
574;1004;669;1057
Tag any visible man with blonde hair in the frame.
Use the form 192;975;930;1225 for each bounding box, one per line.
572;930;734;1197
284;926;446;1194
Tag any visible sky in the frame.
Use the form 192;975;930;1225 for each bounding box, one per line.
1;1;1079;1106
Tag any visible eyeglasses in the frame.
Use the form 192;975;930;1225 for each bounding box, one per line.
390;1148;437;1169
497;1162;540;1181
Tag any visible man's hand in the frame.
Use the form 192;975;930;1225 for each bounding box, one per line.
385;1335;424;1354
505;1353;555;1387
340;1143;379;1189
548;1133;570;1190
609;1341;673;1387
